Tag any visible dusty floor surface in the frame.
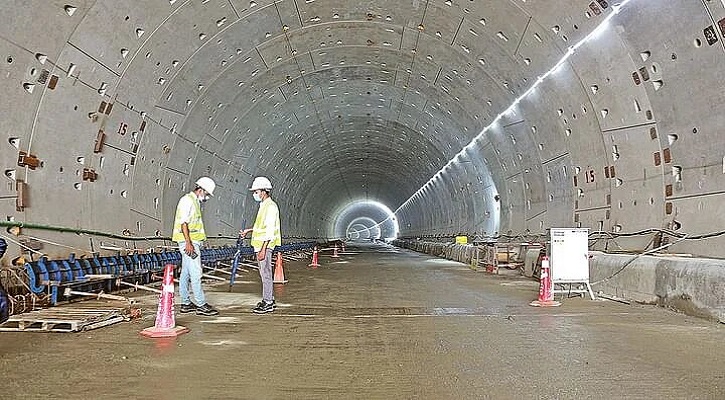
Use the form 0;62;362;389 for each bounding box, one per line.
1;242;724;399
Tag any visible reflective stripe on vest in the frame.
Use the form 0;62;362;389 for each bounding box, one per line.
251;198;281;250
172;192;206;242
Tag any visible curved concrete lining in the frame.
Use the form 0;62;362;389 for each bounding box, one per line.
1;1;724;266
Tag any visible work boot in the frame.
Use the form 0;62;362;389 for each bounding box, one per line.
252;301;275;314
196;303;219;316
179;303;197;313
255;299;276;309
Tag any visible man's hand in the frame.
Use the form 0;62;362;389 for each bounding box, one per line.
256;248;266;261
184;241;195;257
239;228;252;237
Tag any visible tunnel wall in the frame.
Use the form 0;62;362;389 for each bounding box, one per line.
396;0;725;260
393;239;478;267
1;1;725;263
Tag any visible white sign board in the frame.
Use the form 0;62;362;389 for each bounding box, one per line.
550;228;589;283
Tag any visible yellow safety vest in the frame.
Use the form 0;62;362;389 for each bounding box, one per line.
251;198;281;250
172;192;206;242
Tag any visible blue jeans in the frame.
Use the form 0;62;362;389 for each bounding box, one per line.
257;248;274;302
178;242;205;306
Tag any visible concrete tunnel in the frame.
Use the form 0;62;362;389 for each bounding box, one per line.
2;2;725;316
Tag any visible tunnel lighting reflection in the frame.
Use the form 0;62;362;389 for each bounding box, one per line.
334;200;400;240
393;0;634;218
346;217;380;240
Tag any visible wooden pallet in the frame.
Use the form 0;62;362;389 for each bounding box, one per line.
0;307;126;333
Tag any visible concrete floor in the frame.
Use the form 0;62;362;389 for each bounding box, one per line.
1;242;724;399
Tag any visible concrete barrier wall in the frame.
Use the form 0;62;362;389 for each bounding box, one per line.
396;240;725;323
393;240;478;267
590;253;725;323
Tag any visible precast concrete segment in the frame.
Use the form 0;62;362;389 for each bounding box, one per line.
1;242;724;399
4;0;725;322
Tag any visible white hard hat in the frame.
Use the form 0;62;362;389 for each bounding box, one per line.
195;176;216;196
250;176;272;191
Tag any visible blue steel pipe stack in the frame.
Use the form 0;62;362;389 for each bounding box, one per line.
22;242;317;305
24;250;185;305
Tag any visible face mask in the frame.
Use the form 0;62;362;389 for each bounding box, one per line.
253;193;262;202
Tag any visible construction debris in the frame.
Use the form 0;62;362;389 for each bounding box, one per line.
0;307;130;332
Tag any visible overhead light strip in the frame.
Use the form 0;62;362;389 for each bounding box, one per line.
393;0;633;216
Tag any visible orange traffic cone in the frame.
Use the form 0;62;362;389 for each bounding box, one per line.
141;264;190;338
308;247;320;268
529;256;561;307
331;243;340;258
273;252;288;284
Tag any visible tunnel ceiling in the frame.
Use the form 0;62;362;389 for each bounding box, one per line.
169;0;539;219
4;1;725;258
0;0;537;243
168;0;575;228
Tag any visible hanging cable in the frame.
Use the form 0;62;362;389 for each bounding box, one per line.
21;234;93;254
590;234;689;286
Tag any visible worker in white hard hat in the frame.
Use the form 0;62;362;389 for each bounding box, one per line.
171;176;219;316
239;176;281;314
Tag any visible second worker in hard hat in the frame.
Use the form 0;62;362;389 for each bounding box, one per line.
171;176;219;316
239;176;281;314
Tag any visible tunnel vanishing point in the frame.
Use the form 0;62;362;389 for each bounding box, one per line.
1;0;725;321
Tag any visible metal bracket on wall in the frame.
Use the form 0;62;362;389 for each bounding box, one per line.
98;101;113;115
82;168;98;182
48;75;59;90
17;151;41;170
16;180;28;211
94;130;106;153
